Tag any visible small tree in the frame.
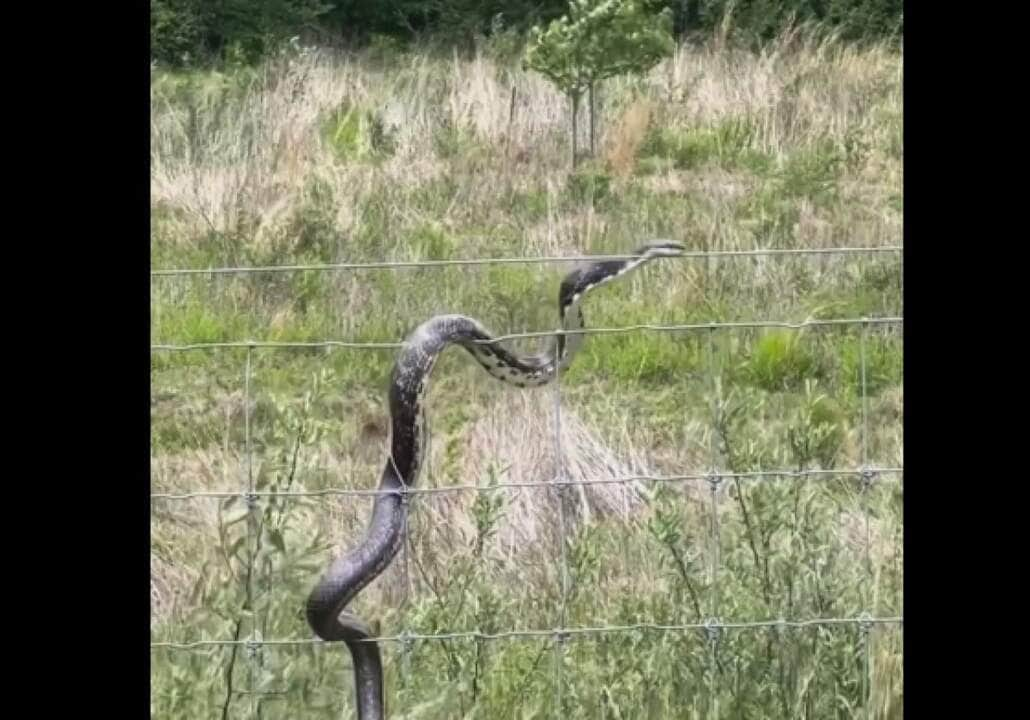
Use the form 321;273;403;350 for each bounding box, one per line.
524;0;674;167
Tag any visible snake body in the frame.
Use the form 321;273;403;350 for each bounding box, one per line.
305;241;684;718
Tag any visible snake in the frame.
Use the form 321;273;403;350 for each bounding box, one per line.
305;241;684;719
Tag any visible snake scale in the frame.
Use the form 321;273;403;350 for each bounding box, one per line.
305;241;684;718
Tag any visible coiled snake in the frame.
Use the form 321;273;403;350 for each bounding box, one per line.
305;241;684;718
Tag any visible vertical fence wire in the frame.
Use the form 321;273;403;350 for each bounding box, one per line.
551;365;570;718
898;250;904;318
243;344;259;716
705;326;722;720
400;497;412;685
402;380;435;685
859;322;873;720
399;374;415;687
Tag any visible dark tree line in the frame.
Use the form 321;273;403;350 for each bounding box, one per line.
151;0;902;67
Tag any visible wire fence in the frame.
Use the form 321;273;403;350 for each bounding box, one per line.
150;467;904;500
150;316;902;352
151;245;903;717
151;616;903;650
149;245;902;277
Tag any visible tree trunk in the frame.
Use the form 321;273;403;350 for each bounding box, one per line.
506;84;517;158
687;0;700;30
676;0;700;37
571;93;579;169
588;81;596;157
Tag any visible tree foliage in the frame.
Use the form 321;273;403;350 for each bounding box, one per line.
525;0;674;100
665;0;903;44
151;0;333;66
524;0;674;166
151;0;902;68
321;0;569;43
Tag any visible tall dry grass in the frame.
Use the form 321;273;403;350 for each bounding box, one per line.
151;30;901;252
151;28;902;719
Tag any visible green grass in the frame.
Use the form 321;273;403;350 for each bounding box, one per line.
323;100;397;161
151;29;902;720
639;117;773;174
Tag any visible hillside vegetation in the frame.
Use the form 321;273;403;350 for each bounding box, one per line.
150;28;902;719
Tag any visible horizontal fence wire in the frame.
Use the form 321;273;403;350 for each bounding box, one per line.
151;616;903;650
151;316;903;352
150;245;903;277
151;467;904;500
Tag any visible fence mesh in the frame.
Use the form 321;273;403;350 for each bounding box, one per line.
151;246;903;717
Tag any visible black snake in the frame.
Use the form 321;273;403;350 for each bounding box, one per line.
305;241;684;718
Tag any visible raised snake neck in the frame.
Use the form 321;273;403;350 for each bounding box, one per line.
305;241;684;719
